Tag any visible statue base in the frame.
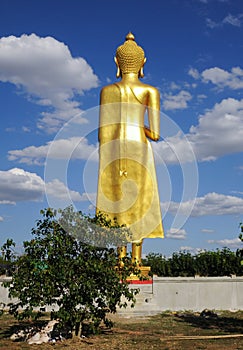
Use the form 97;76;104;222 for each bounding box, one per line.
128;265;151;281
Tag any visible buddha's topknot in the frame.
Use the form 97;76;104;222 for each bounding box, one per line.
116;32;145;74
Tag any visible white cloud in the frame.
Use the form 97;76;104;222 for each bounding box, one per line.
155;97;243;164
208;238;242;249
223;14;242;27
203;67;231;84
8;136;98;165
22;126;31;133
201;229;215;233
188;68;200;79
0;34;99;132
45;180;96;202
231;190;243;196
80;192;97;202
5;127;15;133
162;90;192;110
190;98;243;161
201;66;243;89
0;216;3;222
169;81;180;90
0;168;44;202
45;179;82;202
165;192;243;217
153;131;197;164
206;18;219;29
0;200;15;205
88;204;96;211
189;65;243;90
0;168;90;203
180;246;205;254
206;13;243;29
166;228;187;240
179;245;194;251
197;94;207;100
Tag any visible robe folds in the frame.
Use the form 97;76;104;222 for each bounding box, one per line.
96;84;164;242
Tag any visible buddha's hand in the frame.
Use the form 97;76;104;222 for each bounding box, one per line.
144;126;160;141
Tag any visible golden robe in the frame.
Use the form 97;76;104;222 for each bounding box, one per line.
96;83;164;242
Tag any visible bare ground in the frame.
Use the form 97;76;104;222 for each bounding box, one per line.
1;310;243;349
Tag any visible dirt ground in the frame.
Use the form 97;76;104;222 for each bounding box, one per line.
1;310;243;349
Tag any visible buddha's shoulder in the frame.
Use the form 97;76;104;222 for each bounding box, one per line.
133;83;160;97
100;82;159;101
139;82;159;91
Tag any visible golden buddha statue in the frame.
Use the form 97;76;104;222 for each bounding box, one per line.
96;33;163;268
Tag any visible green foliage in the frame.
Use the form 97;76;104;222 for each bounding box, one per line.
0;239;16;276
143;248;243;277
237;221;243;266
1;239;16;261
195;249;241;277
2;207;138;337
239;222;243;241
0;256;12;276
169;252;196;277
59;206;132;248
143;253;169;277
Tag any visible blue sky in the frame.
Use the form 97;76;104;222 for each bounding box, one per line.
0;0;243;256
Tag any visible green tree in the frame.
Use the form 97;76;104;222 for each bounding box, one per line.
239;221;243;242
0;239;16;276
169;251;196;277
3;207;138;338
195;248;241;276
237;221;243;268
142;253;169;277
144;248;243;277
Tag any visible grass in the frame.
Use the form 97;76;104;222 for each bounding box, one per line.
0;310;243;349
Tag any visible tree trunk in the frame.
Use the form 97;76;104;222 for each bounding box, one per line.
77;322;82;338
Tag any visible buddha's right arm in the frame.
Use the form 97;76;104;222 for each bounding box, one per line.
144;126;159;141
147;88;160;141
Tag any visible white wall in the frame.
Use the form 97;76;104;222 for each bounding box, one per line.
153;276;243;311
118;276;243;316
1;276;243;316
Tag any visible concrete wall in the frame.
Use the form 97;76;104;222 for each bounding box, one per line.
153;276;243;311
1;276;243;316
118;276;243;316
0;277;15;306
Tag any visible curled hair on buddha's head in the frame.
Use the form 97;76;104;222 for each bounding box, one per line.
115;32;146;78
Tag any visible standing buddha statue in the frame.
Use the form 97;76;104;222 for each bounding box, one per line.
96;33;164;268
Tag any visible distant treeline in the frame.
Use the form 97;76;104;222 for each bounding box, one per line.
1;247;243;278
0;258;12;276
142;248;243;277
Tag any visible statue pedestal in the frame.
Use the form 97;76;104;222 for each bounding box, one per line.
128;266;151;281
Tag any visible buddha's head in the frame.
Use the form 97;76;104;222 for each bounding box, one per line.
115;32;146;78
